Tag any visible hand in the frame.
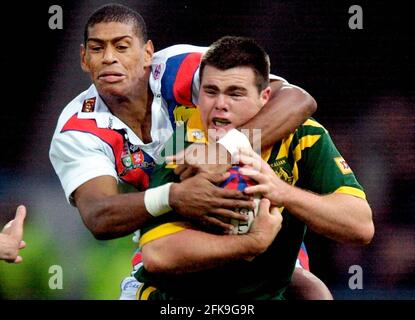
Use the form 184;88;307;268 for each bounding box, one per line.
236;148;290;207
0;205;27;263
244;198;282;259
167;143;232;180
169;172;255;232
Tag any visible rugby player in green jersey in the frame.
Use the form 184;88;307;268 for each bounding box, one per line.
134;36;374;300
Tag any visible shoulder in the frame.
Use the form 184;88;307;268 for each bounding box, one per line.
298;118;328;134
153;44;207;62
53;85;94;133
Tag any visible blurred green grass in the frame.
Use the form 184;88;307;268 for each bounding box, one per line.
0;218;135;300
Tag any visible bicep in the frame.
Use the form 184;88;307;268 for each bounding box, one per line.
50;131;118;204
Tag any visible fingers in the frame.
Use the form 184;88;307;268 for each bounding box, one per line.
9;205;26;239
270;206;281;216
202;215;234;231
19;240;26;249
235;148;274;174
216;187;251;200
205;172;230;185
181;167;199;180
257;198;271;217
174;164;187;176
210;208;249;221
243;185;268;195
14;205;26;225
166;148;186;165
222;199;255;211
13;256;23;264
270;206;283;231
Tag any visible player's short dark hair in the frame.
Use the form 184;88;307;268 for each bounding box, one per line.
84;3;148;45
200;36;270;92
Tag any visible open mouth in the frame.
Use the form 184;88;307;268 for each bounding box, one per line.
212;118;231;127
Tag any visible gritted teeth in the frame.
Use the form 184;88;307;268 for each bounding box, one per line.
213;118;231;126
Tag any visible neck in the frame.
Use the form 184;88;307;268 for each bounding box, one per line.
103;84;153;143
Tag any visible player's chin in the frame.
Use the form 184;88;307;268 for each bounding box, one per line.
98;85;127;98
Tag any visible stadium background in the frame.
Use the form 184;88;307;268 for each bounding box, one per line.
0;0;414;299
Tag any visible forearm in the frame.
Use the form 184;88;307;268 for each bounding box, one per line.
283;187;374;244
240;83;317;149
142;229;259;275
76;190;152;240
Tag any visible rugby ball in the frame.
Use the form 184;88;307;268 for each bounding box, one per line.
219;166;260;235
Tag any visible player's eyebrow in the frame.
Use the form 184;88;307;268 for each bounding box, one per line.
202;84;219;90
87;35;133;44
226;86;247;94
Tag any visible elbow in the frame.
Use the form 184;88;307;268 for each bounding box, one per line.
296;87;317;118
354;205;375;245
142;245;168;274
305;94;317;116
282;84;317;119
357;220;375;245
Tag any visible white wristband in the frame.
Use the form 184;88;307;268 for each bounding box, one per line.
144;183;173;217
218;129;252;160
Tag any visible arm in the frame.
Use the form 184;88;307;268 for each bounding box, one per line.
239;149;374;244
51;131;253;240
74;172;254;239
240;81;317;149
0;205;26;263
142;199;282;274
285;268;333;300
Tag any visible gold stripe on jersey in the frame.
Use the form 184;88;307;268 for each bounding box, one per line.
136;283;157;300
293;135;321;163
303;119;328;132
276;133;295;160
139;222;192;247
141;286;157;300
261;147;273;162
334;186;366;200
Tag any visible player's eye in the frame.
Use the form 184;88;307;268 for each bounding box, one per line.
90;46;103;52
116;45;128;51
230;91;244;98
203;88;217;96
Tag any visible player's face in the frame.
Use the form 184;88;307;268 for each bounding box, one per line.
80;22;154;100
199;65;271;141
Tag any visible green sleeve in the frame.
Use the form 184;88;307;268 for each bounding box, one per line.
296;126;364;196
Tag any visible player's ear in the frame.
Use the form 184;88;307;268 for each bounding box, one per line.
143;40;154;67
80;44;90;73
260;86;272;106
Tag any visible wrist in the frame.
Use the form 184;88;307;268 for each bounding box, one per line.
218;129;252;162
144;183;173;217
168;183;180;211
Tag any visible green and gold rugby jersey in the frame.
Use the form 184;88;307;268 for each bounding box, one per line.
134;109;366;300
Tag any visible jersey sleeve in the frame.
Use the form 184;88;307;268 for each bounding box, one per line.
49;131;118;205
295;119;366;199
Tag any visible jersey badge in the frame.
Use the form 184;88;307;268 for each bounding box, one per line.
334;157;353;175
153;63;163;80
270;157;294;184
82;97;96;113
